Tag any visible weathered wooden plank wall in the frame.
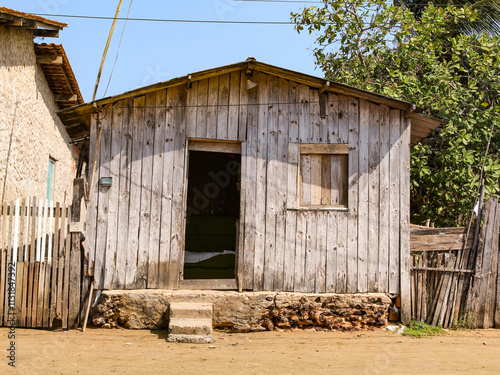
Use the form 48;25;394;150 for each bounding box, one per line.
86;69;409;295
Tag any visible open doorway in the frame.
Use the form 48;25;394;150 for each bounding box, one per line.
183;146;241;280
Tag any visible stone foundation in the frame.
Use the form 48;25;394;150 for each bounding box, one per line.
90;290;391;332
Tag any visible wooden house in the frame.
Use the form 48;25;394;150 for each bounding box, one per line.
59;59;440;320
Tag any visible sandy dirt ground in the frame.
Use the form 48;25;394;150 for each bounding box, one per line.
1;327;499;374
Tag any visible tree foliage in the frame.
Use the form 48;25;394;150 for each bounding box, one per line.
395;0;500;35
292;2;500;226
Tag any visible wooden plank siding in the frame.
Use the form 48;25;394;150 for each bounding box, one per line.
84;69;410;301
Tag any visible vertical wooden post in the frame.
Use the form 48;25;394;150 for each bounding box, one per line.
68;178;84;328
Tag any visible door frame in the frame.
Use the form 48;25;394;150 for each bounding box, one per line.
178;139;243;290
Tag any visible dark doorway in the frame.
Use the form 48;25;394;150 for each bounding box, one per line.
183;150;241;280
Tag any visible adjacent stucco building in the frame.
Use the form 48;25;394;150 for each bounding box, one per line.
0;7;84;206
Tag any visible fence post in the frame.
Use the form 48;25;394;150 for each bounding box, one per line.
68;179;85;328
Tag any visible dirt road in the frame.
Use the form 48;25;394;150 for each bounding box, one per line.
1;328;499;374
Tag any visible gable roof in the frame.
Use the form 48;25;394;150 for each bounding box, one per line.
0;6;66;37
58;59;441;144
35;43;84;110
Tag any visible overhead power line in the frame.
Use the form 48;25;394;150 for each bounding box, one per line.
32;13;293;24
30;12;500;26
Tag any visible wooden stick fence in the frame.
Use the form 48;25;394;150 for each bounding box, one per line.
0;197;72;328
410;196;500;328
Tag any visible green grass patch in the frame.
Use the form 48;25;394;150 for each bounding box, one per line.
451;314;474;330
402;321;447;338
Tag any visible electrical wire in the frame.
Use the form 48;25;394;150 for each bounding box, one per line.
103;0;134;97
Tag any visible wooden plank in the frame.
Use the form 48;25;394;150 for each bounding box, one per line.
300;154;311;206
196;78;209;138
357;100;370;292
42;259;51;327
284;211;297;292
298;84;310;143
14;262;23;326
378;105;390;293
389;109;401;293
300;143;349;155
186;81;198;138
29;197;37;262
336;96;350;293
399;113;412;324
0;203;6;324
31;262;39;327
56;202;66;317
346;97;359;293
168;85;188;288
158;90;175;289
46;201;54;264
368;102;380;292
477;197;499;327
228;71;240;140
40;199;48;263
125;97;145;289
20;262;28;327
93;104;112;289
263;74;279;290
113;98;132;288
294;212;307;292
330;155;342;205
241;76;258;290
85;114;99;280
274;77;290;291
18;198;26;262
316;211;327;293
136;93;156;289
253;71;268;291
327;93;340;143
4;201;14;325
288;81;299;143
321;155;332;206
62;209;72;330
36;262;45;327
236;142;247;291
216;73;230;140
206;76;219;139
24;198;33;262
69;179;84;328
411;234;473;249
326;211;338;292
49;202;61;326
147;90;167;289
188;141;241;154
310;155;322;205
310;89;321;143
304;212;317;292
26;200;36;326
102;101;123;289
284;143;299;291
336;212;348;294
237;70;248;142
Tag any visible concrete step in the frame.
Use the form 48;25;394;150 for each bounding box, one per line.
169;302;213;320
167;334;215;344
168;318;213;336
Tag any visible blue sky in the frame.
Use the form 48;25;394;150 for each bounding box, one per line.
5;0;321;102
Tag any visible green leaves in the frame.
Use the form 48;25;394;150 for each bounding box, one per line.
292;1;500;226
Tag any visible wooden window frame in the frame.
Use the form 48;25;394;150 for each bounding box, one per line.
297;143;349;211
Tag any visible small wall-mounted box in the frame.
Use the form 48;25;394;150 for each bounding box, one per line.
99;177;113;187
